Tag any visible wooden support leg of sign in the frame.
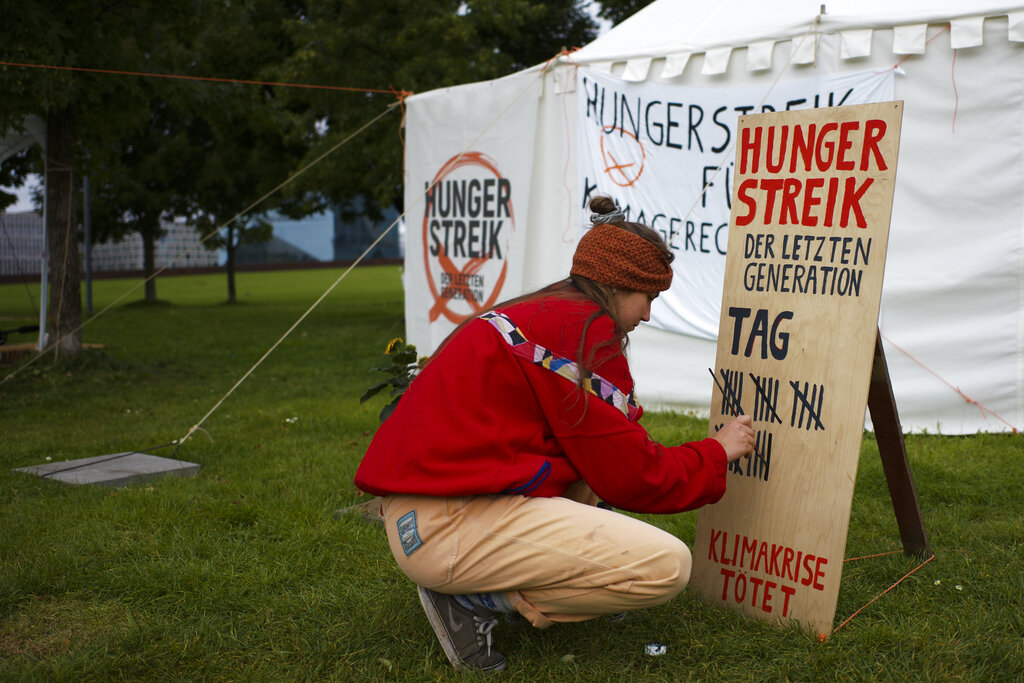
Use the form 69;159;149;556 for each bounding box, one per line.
867;330;931;558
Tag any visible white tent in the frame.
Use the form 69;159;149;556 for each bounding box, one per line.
1;116;48;351
402;1;1024;434
0;117;45;164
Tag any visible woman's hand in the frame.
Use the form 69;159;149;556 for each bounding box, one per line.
713;415;755;463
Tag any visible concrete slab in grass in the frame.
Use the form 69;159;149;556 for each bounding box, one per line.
15;452;200;488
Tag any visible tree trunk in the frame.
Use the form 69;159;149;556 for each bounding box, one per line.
142;228;157;303
225;224;236;303
46;105;82;357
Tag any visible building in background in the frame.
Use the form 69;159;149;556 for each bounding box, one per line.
237;210;332;265
0;211;43;278
239;201;403;265
2;200;404;276
0;211;218;276
331;199;403;261
234;234;319;265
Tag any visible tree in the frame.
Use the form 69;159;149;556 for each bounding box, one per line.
273;0;599;225
1;0;604;318
174;0;313;303
468;0;599;71
0;2;187;354
2;1;314;308
88;94;202;303
0;146;39;212
594;0;656;26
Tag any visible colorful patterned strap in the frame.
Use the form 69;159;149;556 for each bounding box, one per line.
480;311;640;421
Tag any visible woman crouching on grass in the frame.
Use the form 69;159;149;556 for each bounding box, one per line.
354;195;754;672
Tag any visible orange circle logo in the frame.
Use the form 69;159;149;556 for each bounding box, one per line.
600;126;646;187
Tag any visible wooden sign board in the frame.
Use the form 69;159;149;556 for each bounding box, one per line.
691;101;904;638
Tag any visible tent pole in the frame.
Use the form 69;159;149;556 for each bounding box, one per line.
83;175;92;314
38;157;48;351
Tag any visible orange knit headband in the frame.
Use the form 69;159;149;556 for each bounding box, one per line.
571;223;673;292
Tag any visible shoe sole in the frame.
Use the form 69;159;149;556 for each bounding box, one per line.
417;586;506;673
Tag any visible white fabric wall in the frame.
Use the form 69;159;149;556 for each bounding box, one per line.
880;18;1024;433
0;116;45;164
630;19;1021;433
403;71;542;351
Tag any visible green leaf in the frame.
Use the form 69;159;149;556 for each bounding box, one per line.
379;397;401;421
360;380;392;403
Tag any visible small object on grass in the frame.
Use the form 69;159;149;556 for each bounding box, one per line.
15;452;199;488
560;654;575;663
335;497;385;526
644;643;667;656
955;585;963;591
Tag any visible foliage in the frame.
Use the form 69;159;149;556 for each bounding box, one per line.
595;0;657;26
360;337;425;421
0;1;197;342
171;0;316;303
1;267;1023;680
0;146;39;212
1;1;601;310
273;0;599;219
0;2;170;134
88;92;198;303
0;1;315;306
466;0;600;72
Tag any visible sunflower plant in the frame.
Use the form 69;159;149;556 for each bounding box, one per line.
360;337;426;421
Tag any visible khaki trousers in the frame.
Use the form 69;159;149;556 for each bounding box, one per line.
381;483;692;629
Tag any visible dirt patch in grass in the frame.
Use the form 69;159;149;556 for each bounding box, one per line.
0;595;128;660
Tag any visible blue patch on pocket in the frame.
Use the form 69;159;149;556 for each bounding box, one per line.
397;510;423;556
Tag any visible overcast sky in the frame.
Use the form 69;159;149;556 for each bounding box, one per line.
3;176;39;212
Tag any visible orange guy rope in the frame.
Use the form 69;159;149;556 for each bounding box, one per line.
0;60;400;95
828;553;936;639
880;333;1018;433
889;24;951;72
844;549;903;562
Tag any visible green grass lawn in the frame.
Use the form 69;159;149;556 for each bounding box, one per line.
1;267;1022;681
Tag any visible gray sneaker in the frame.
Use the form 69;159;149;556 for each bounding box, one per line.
417;586;507;672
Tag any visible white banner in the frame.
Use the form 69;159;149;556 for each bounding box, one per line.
577;68;894;340
404;71;541;352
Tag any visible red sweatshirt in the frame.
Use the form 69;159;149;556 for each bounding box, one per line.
354;296;727;514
